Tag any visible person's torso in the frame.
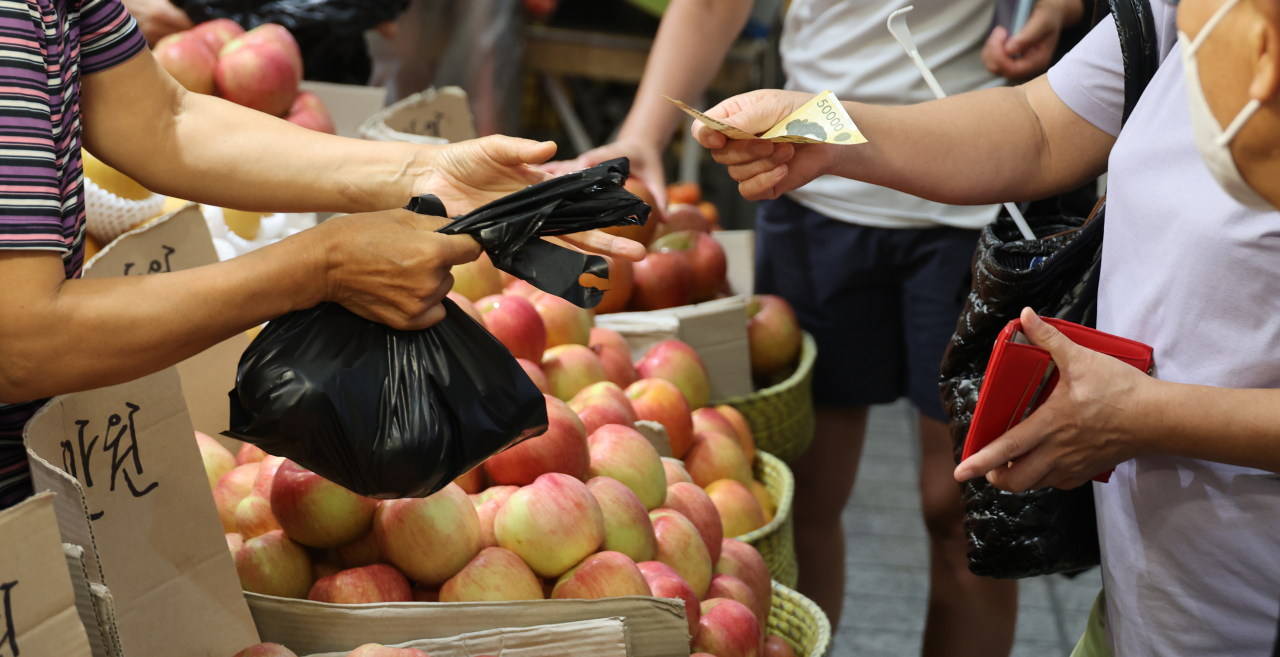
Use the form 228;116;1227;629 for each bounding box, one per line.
778;0;1001;229
1098;11;1280;655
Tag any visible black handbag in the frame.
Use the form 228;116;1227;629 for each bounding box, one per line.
938;0;1159;579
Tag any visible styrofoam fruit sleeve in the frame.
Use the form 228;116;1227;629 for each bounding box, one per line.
84;179;165;244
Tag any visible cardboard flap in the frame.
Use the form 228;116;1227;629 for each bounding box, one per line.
360;87;476;144
711;230;754;296
26;451;102;583
0;493;94;657
247;593;690;657
63;544;123;657
23;368;260;656
299;81;388;139
635;420;673;458
302;618;631;657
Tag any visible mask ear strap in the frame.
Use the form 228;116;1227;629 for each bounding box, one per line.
1189;0;1244;53
1217;98;1263;145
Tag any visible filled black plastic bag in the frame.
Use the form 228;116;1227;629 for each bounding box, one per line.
225;159;649;498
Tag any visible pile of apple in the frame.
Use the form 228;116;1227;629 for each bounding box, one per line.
153;20;335;134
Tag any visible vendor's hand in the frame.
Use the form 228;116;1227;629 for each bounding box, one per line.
981;0;1085;82
541;138;669;207
953;307;1154;492
125;0;194;45
690;90;838;201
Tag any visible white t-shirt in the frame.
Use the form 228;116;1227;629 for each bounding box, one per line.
779;0;1002;229
1048;4;1280;655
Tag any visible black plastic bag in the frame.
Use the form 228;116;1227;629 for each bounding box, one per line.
225;159;649;498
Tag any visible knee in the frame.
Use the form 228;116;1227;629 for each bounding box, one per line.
919;478;966;544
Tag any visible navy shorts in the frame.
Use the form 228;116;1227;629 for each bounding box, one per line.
754;196;980;421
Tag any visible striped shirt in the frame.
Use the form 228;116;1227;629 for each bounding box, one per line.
0;0;144;509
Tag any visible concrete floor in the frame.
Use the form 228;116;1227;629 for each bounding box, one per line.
829;402;1103;657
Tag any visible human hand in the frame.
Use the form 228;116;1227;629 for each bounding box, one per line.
981;0;1085;82
541;138;669;207
690;90;838;201
125;0;194;45
953;308;1156;492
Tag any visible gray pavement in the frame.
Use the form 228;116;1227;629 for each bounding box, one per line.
829;402;1102;657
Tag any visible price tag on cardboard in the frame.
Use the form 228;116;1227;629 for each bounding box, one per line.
666;90;868;145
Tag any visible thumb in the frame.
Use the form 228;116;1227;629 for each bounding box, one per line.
483;136;558;167
1008;11;1054;54
437;234;483;266
1020;307;1080;363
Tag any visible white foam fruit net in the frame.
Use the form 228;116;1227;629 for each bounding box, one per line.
84;179;166;244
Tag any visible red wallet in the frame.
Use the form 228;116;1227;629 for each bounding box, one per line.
962;316;1154;484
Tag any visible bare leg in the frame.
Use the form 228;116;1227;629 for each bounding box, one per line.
790;405;869;626
918;413;1018;657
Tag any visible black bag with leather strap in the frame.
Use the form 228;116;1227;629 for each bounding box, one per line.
938;0;1160;579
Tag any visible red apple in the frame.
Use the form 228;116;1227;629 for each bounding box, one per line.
235;492;280;539
635;340;711;410
706;574;766;627
485;395;589;485
439;547;544;602
662;204;711;234
494;473;605;578
570;381;638;435
662;457;694;485
235;529;312;599
475;294;545;362
515;357;550;394
592;342;638;389
552;551;652;599
662;482;724;564
475;488;517;550
684;431;753;488
196;431;236;490
626;378;695;457
216;38;299;116
308;564;412;604
646;575;700;640
637;560;681;582
587;476;658;563
271;460;378;549
453;466;484;495
233;643;297;657
336;529;382;568
374;483;480;586
588;424;667;510
750;481;777;523
651;231;727;302
650;508;712;598
746;295;803;377
630;251;694;311
504;279;541;299
346;645;429;657
667;181;701;206
451;253;505;302
237;442;267;465
224;24;302;77
226;532;244;554
715;539;772;615
694;598;762;657
592;255;635;314
471;485;519;507
154;32;218;95
715;405;756;464
285;91;336;134
693;407;739;441
542;344;607;401
215;463;259;533
192;18;244;53
534;292;591;348
764;636;798;657
706;480;767;538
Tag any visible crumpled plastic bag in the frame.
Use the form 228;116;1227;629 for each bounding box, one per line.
225;159;649;498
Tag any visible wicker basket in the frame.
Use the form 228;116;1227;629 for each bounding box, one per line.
738;451;797;588
768;580;832;657
717;332;817;463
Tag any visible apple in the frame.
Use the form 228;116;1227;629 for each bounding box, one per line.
715;405;756;464
591;255;635;314
452;253;505;302
226;533;244;554
698;201;720;228
645;574;700;640
235;529;312;599
588;424;667;510
600;177;659;246
667;181;701;206
570;381;638;435
706;573;766;627
453;466;484;495
693;598;763;657
216;38;299;116
635;340;711;410
271;460;378;549
715;540;772;615
485;394;589;485
534;292;591;348
233;643;297;657
706;479;767;538
308;564;412;604
626;378;695;457
215;463;259;533
251;456;287;496
235;492;281;539
336;529;382;568
515;358;550;394
764;636;798;657
649;508;712;598
196;431;236;490
651;231;727;302
746;295;803;377
504;279;540;299
448;290;486;327
471;485;519;507
237;442;267;465
374;483;480;586
552;551;652;599
475;495;506;549
154;32;217;95
474;294;545;362
662;457;694;485
750;481;777;523
439;547;544;602
312;551;343;581
693;407;739;441
586;476;658;563
591;341;638;390
285;91;336;134
541;344;607;401
192;18;244;53
494;473;604;578
684;431;753;487
662;204;711;234
226;24;302;75
637;560;681;581
346;645;429;657
661;482;724;564
630;251;694;311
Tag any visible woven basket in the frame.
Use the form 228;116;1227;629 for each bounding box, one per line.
768;580;832;657
738;451;797;588
717;332;817;463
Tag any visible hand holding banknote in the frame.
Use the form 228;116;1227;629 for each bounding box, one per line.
687;89;866;201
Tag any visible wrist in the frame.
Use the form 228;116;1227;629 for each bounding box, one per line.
1044;0;1085;27
282;220;339;311
1124;375;1171;458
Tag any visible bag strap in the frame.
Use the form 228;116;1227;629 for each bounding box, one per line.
1110;0;1160;125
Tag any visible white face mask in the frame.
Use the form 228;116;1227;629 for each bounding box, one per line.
1179;0;1275;212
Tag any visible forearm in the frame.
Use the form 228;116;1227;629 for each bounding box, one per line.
1136;382;1280;473
616;0;754;151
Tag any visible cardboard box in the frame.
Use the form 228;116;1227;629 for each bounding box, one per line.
299;81;388;140
359;87;476;145
303;618;629;657
0;493;94;657
712;230;755;298
64;543;123;657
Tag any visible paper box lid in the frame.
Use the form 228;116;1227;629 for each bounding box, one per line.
299;81;388;139
360;86;476;144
